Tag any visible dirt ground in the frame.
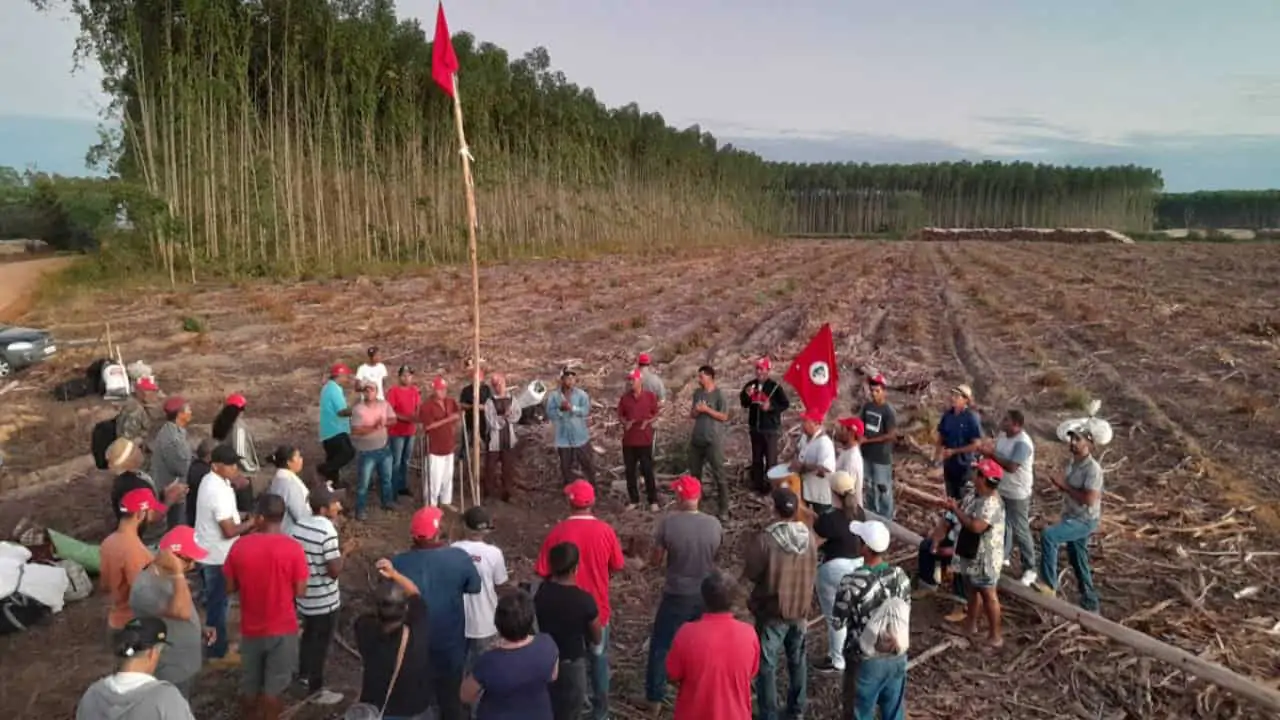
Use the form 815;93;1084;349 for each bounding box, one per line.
0;256;74;321
1;239;1279;719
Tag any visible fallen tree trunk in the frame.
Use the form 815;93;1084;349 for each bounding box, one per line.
869;507;1280;714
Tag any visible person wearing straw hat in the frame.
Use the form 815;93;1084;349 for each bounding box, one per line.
741;356;790;497
934;384;983;501
76;617;196;720
1034;426;1104;612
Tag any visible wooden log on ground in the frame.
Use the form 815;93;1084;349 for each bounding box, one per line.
867;509;1280;714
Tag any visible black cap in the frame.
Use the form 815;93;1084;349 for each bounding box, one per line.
367;346;379;357
463;506;493;532
308;483;343;512
210;444;242;466
561;367;577;378
399;364;415;376
113;616;169;658
771;487;799;518
1068;427;1095;442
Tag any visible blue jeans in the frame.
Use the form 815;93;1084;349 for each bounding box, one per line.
388;435;415;494
818;558;863;669
588;623;610;720
644;593;703;702
1039;517;1100;611
356;446;394;514
756;619;807;720
863;461;894;520
847;654;907;720
200;564;229;659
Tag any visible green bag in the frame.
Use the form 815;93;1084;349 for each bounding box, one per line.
48;529;102;575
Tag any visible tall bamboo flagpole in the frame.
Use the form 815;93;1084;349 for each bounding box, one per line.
432;2;483;508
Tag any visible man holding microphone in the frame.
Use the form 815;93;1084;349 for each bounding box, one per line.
740;357;790;497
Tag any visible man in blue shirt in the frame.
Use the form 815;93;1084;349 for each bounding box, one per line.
546;367;597;487
317;363;355;485
392;506;482;720
935;384;983;500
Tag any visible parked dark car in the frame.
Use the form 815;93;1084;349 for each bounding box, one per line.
0;325;57;378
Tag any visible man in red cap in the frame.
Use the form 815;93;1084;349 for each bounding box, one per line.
130;525;210;697
535;480;624;720
636;352;667;405
101;488;163;635
115;375;162;450
419;375;462;509
644;475;723;713
317;363;355;485
790;410;836;515
149;396;193;531
740;356;790;496
834;417;866;503
392;506;481;720
858;374;899;519
617;368;660;510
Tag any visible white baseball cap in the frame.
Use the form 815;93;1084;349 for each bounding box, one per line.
849;520;891;553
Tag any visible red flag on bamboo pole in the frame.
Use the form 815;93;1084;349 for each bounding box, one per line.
783;323;840;419
432;2;459;97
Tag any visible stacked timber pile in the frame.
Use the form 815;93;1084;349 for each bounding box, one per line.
917;227;1135;244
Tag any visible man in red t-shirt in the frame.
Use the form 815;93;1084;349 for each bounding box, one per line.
224;493;309;720
667;571;759;720
418;375;462;509
385;365;422;500
617;369;660;511
535;480;624;720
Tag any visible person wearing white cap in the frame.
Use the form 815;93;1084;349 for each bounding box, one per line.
830;519;911;720
1034;427;1104;612
934;384;982;500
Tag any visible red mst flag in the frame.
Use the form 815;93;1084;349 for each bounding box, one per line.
432;2;459;97
783;323;840;419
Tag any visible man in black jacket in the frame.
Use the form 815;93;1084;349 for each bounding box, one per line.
740;357;790;495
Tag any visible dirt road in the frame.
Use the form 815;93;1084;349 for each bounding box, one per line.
0;256;74;322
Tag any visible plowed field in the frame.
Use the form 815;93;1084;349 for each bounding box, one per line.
2;240;1278;719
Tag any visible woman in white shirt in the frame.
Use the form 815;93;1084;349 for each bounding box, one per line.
833;417;866;509
356;346;389;401
266;446;310;534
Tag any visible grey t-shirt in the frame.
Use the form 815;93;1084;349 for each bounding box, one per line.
858;401;897;465
654;511;723;596
130;568;203;686
691;388;727;446
1063;456;1104;522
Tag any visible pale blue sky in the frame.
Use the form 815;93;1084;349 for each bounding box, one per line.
2;0;1278;189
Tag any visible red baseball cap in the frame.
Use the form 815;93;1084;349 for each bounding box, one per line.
136;377;159;392
868;373;887;387
432;376;447;391
756;357;772;371
837;416;866;438
975;457;1004;480
637;353;651;366
162;396;188;415
564;479;596;508
330;363;352;377
627;369;642;381
411;506;444;539
672;474;702;501
158;525;208;561
225;393;247;409
120;487;166;515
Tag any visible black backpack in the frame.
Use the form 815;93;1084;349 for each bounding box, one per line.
91;416;119;469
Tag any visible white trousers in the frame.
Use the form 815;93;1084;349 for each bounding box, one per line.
818;557;865;668
425;453;455;506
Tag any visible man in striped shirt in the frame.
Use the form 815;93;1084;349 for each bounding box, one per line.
290;485;348;705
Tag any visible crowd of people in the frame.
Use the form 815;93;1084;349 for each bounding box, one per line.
77;351;1105;720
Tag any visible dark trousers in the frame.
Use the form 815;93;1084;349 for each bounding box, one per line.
748;430;780;494
689;440;728;516
483;448;517;501
622;445;657;505
298;611;336;689
644;593;703;702
550;657;589;720
943;463;969;500
319;433;356;484
917;538;964;597
558;445;596;486
433;668;464;720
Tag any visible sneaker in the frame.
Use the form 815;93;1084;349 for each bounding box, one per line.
1003;559;1012;568
812;657;843;674
648;503;660;512
310;689;344;705
624;503;637;511
1019;570;1038;586
354;510;368;521
207;651;242;669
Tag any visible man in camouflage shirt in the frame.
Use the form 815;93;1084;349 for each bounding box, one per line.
831;520;911;720
116;377;164;450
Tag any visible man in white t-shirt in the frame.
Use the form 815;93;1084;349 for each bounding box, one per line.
791;410;837;515
982;409;1037;586
192;444;258;665
452;506;509;672
355;346;388;401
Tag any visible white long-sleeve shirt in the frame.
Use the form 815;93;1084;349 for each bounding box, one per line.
798;430;837;506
